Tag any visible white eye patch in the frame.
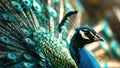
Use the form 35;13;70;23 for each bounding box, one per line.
79;30;89;40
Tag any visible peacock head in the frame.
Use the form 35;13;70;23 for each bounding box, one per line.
71;25;104;48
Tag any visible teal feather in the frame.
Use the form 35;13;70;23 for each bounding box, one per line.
0;0;78;68
6;52;18;60
47;5;58;18
33;1;42;13
0;35;11;44
10;0;23;12
21;0;33;9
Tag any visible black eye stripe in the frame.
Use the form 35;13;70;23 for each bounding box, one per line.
82;29;96;37
84;31;95;37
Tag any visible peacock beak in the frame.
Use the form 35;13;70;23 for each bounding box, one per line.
93;34;104;41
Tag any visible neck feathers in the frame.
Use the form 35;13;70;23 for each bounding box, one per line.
69;32;87;65
69;46;80;65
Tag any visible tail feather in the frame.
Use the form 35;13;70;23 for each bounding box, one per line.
0;0;78;67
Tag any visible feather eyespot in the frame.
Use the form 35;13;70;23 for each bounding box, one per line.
0;36;10;44
2;14;12;21
47;6;58;18
33;2;42;12
23;0;31;6
11;1;22;11
7;53;17;60
24;53;32;60
21;28;30;36
24;38;35;45
23;62;34;67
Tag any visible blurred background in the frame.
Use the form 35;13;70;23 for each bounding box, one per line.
78;0;120;68
47;0;120;67
74;0;120;68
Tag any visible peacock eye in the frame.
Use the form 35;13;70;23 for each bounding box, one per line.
24;53;32;60
0;36;10;44
3;14;12;21
33;2;42;12
85;31;90;33
47;6;58;18
24;38;35;46
83;30;90;34
7;53;17;60
11;1;22;10
23;0;31;6
23;62;34;67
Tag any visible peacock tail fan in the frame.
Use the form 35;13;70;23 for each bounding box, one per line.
0;0;78;68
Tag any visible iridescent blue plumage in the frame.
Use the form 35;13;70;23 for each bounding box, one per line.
78;48;101;68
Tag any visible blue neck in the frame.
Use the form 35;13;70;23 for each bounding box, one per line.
69;32;85;66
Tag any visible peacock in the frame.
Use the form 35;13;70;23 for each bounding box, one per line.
0;0;78;68
58;10;104;68
68;26;104;68
0;0;104;68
